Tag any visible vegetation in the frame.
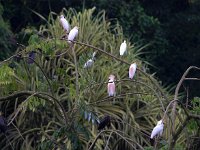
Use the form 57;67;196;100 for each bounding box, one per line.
0;8;199;150
0;3;15;60
1;0;200;98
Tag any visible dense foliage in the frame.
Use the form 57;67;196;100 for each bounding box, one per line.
1;0;200;97
0;3;15;60
0;8;199;150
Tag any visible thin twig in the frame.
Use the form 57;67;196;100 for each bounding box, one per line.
183;85;189;109
11;122;25;141
4;133;15;150
184;78;200;81
104;131;113;150
0;51;23;66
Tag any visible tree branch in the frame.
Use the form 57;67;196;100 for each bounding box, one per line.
71;40;168;102
0;91;68;125
172;66;200;133
184;78;200;81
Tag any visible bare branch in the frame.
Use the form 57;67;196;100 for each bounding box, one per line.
184;78;200;81
172;66;200;133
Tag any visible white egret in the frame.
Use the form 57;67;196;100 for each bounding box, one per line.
107;75;115;96
68;26;79;43
60;15;70;33
83;59;94;68
150;120;164;139
83;51;97;68
120;40;127;56
129;63;137;79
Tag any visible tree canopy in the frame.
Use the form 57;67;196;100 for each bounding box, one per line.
0;0;200;149
0;8;199;149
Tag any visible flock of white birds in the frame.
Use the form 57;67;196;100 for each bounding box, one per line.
59;14;164;144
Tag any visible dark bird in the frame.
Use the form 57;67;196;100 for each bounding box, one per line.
0;112;7;133
98;115;111;130
27;51;36;64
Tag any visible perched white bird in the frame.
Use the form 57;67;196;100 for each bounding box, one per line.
150;120;164;139
83;51;97;68
107;75;115;96
92;51;97;60
60;15;70;33
68;26;79;43
120;40;127;56
129;63;137;79
84;59;94;68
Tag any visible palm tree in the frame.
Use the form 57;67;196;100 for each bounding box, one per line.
1;8;197;150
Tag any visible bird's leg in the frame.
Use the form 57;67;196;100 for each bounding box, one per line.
154;136;158;149
112;96;116;104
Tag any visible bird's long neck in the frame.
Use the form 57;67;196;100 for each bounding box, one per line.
109;79;114;83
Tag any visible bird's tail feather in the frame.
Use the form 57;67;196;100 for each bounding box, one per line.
150;138;154;146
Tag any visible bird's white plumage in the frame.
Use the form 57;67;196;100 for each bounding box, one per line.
60;15;70;33
68;26;78;43
129;63;137;79
150;120;164;139
157;120;163;125
84;59;94;68
120;40;127;56
92;51;97;60
107;75;115;96
84;51;97;69
88;112;91;122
